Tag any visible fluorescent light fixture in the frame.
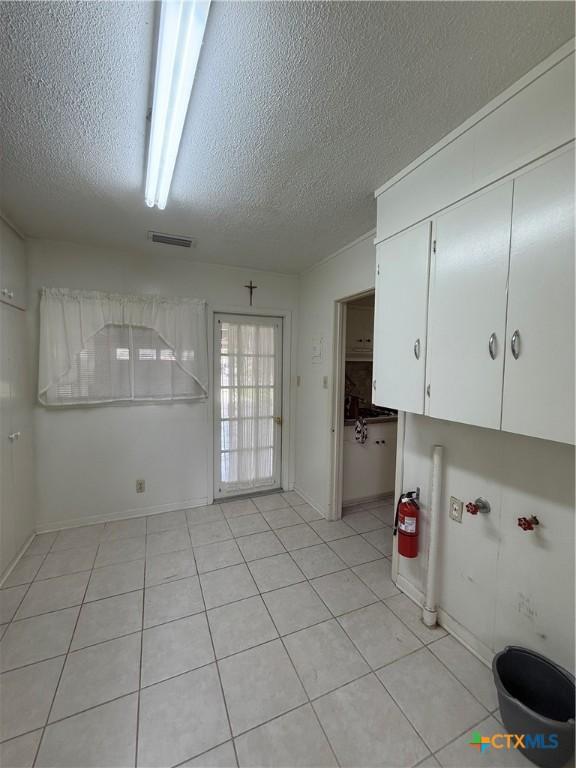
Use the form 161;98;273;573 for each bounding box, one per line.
145;0;211;210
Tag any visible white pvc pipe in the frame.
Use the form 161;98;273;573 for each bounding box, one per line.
423;445;444;627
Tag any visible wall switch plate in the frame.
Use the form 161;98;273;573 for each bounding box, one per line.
136;479;146;493
449;496;463;523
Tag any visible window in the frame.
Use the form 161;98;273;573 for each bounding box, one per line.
38;289;208;406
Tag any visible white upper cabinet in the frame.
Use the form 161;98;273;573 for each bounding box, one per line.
427;183;513;429
346;305;374;357
373;221;431;413
0;219;27;310
502;149;575;445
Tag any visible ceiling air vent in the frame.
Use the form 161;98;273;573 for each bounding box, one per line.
147;231;197;248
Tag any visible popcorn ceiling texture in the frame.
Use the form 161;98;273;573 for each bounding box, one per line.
0;1;573;273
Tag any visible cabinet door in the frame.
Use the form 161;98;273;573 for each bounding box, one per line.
346;307;366;353
373;221;431;412
502;149;575;444
0;305;33;577
361;307;374;353
0;219;27;310
0;305;16;575
427;183;513;429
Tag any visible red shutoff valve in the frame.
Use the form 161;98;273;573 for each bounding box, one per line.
518;515;539;531
466;498;490;515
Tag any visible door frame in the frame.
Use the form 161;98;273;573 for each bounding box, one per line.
207;305;294;505
213;313;283;499
328;290;376;521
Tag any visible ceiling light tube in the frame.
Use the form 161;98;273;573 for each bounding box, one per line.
145;0;211;210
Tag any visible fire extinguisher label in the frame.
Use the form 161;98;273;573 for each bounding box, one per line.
400;516;417;534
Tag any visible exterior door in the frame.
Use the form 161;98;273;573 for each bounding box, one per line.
502;148;575;444
214;314;282;498
373;220;432;413
427;182;513;429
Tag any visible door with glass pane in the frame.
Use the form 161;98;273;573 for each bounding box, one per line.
214;315;282;498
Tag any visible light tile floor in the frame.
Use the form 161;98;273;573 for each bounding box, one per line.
0;493;511;768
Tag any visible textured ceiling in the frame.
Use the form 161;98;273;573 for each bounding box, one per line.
0;1;573;273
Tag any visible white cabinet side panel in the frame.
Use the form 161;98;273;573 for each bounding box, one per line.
502;148;575;444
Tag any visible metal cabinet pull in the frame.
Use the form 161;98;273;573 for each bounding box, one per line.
488;333;497;360
8;431;21;442
413;338;421;360
511;330;521;360
373;379;376;390
426;384;430;397
1;288;14;299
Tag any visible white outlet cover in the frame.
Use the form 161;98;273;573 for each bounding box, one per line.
449;496;463;523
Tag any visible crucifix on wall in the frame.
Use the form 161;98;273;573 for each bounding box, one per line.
244;279;258;306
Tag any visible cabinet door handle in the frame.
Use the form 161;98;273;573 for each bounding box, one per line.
488;333;497;360
1;288;14;299
511;329;521;360
426;384;430;397
413;338;421;360
8;431;21;442
373;379;376;390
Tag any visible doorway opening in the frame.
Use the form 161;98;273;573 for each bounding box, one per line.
330;292;397;520
214;313;283;500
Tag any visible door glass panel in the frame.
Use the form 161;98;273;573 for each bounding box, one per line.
215;316;282;496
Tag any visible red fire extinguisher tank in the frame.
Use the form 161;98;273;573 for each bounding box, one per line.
393;492;419;558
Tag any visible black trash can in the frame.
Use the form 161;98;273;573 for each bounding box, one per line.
493;646;575;768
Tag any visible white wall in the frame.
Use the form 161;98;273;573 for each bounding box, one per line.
399;416;575;672
28;238;298;530
295;232;376;514
294;225;575;673
372;42;576;671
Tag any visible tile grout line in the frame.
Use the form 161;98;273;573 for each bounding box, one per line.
1;564;387;678
31;532;101;768
229;524;343;768
4;499;486;767
185;522;241;768
1;547;51;626
134;516;149;768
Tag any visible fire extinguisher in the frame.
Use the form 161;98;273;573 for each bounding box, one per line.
393;491;419;558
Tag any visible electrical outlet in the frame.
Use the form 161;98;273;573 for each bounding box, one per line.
136;479;146;493
449;496;463;523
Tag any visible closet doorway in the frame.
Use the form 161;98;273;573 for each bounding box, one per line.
330;292;397;519
214;314;283;499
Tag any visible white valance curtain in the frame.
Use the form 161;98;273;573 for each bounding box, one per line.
38;288;208;406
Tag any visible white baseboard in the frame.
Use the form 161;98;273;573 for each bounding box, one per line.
293;486;327;518
394;574;493;669
437;607;494;668
395;573;425;607
343;491;394;508
0;532;35;588
35;497;209;534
